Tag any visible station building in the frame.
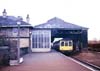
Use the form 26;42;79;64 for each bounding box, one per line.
0;9;88;65
0;9;33;65
0;9;33;51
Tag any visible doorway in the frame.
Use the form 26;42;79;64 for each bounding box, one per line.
32;30;51;52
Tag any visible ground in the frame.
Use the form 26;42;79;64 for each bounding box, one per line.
72;50;100;67
0;50;91;71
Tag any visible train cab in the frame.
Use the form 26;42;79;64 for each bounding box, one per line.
60;40;73;51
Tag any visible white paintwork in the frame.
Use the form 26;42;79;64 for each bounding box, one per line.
9;57;24;66
32;30;51;52
31;48;51;52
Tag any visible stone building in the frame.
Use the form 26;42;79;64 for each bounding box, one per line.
0;9;33;65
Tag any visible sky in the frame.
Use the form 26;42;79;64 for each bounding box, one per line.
0;0;100;40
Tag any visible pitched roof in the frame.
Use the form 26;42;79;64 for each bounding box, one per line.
0;16;32;27
34;17;88;30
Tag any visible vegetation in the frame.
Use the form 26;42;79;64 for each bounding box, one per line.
88;41;100;51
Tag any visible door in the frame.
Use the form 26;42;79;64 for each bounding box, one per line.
32;30;51;52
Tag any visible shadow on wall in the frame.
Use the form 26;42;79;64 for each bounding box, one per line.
0;35;10;65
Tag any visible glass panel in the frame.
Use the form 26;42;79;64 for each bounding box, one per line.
41;33;43;48
39;31;41;48
34;32;37;48
37;32;38;48
61;41;64;46
32;30;51;49
45;32;47;48
69;41;72;46
65;41;68;46
32;35;34;47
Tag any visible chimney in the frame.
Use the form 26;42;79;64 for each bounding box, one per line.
2;9;7;18
26;14;30;23
17;16;23;25
17;16;23;21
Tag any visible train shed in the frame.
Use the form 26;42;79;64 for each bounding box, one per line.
32;17;88;52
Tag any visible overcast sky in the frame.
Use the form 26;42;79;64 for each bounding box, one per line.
0;0;100;40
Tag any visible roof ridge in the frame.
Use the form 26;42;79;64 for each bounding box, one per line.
0;16;32;26
34;17;88;29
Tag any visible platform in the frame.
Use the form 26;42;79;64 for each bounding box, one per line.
0;50;91;71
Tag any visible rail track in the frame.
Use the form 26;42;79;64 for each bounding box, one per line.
71;57;100;71
59;51;100;71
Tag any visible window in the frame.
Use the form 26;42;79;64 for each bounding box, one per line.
61;41;64;46
69;41;72;46
65;41;68;46
12;28;18;37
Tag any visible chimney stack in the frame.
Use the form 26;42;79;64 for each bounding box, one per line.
17;16;23;21
26;14;30;23
2;9;7;18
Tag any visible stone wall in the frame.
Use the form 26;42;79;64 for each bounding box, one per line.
0;35;10;65
9;40;18;60
0;46;9;65
0;27;30;65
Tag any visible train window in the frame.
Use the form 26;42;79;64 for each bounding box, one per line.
69;41;72;46
65;41;68;46
61;41;64;46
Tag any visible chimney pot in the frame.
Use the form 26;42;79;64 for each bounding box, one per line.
2;9;7;18
26;14;30;23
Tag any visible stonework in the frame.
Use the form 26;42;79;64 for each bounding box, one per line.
9;40;18;60
0;9;32;65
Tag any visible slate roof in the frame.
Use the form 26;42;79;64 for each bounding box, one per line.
0;16;32;27
34;17;88;30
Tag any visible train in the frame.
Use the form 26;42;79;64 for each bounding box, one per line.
52;38;82;55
